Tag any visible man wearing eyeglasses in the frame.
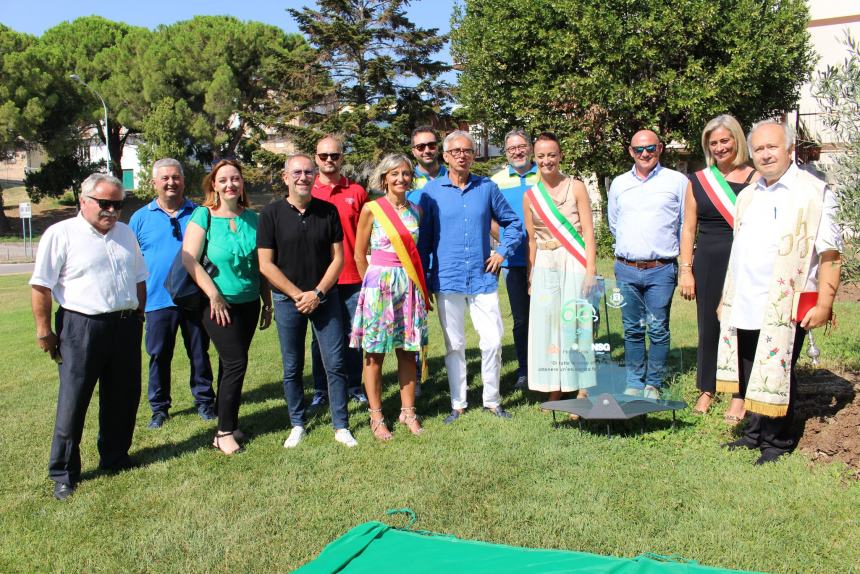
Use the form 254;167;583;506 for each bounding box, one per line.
129;158;216;430
258;153;357;448
409;126;447;199
608;130;689;399
30;173;149;500
418;130;524;424
491;129;539;390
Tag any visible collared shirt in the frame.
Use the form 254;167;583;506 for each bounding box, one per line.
312;175;367;284
129;198;197;312
417;173;524;294
491;162;538;267
30;213;148;315
730;164;843;330
257;197;344;293
408;164;448;203
608;163;687;260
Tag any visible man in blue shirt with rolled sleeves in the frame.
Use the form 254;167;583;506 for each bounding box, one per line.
608;130;689;399
418;130;524;424
129;158;215;429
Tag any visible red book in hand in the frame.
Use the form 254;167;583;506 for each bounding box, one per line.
792;291;823;323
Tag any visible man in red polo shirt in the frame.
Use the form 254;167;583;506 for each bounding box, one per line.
309;135;369;407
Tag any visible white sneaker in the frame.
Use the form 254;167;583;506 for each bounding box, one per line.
334;428;358;448
283;426;305;448
643;385;661;400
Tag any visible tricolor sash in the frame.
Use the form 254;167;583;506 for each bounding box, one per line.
366;198;430;307
694;166;737;228
526;181;588;269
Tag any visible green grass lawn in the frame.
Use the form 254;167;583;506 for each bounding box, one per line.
1;271;859;573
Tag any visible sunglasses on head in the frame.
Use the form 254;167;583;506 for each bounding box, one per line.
413;142;437;152
631;144;658;155
317;153;342;162
86;195;124;211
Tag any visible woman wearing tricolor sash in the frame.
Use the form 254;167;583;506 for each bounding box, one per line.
350;154;429;440
523;133;597;400
679;115;758;418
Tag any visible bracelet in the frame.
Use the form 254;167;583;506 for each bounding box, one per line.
263;305;272;312
37;333;52;340
679;262;692;268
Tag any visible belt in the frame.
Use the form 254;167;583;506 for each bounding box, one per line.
63;307;138;320
616;257;676;270
536;239;562;250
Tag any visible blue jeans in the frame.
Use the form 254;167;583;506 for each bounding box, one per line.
503;267;529;378
613;261;677;389
274;290;349;429
310;283;362;396
145;307;214;414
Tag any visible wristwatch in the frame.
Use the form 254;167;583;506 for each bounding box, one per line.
313;288;323;300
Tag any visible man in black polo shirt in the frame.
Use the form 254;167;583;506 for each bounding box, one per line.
257;153;357;448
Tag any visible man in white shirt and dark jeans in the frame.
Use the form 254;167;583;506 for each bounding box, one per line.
30;173;149;500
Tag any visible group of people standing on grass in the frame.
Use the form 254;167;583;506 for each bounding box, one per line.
30;115;842;500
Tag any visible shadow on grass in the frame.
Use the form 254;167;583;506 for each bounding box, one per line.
551;412;694;437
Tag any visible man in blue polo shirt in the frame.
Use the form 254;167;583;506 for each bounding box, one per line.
608;130;688;399
130;158;215;428
491;129;538;390
418;130;524;423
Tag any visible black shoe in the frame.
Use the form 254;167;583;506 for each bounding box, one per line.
721;438;758;451
53;482;75;501
147;412;168;429
514;375;528;390
198;404;217;421
755;448;788;465
485;406;513;419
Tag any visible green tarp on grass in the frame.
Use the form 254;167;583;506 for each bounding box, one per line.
294;521;760;573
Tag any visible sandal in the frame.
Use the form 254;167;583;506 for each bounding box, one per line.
398;407;424;436
369;408;392;441
692;392;717;415
724;414;745;425
212;431;244;455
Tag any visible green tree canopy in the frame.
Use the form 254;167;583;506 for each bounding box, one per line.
287;0;454;177
815;32;860;283
452;0;815;182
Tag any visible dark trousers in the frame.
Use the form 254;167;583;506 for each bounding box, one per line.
504;267;530;378
738;327;806;454
311;283;362;395
49;308;142;487
145;307;214;415
202;300;260;433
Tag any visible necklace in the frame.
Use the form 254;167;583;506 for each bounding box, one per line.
386;194;408;210
156;198;180;216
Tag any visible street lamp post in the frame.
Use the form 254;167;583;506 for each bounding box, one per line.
69;73;109;156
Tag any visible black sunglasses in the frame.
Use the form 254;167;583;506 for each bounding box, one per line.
413;142;437;152
169;217;182;241
86;195;124;211
631;144;658;155
317;153;342;161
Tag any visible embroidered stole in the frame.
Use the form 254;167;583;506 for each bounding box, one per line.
694;166;738;228
715;170;826;417
525;181;587;270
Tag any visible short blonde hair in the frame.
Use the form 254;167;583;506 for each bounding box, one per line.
369;153;413;194
701;115;749;168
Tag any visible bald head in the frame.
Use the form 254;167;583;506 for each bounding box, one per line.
628;130;663;177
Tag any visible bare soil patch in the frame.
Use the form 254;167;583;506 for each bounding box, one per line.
795;369;860;476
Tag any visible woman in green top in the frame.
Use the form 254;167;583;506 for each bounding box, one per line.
182;159;272;455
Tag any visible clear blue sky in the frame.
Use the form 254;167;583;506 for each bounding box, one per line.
1;0;458;78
